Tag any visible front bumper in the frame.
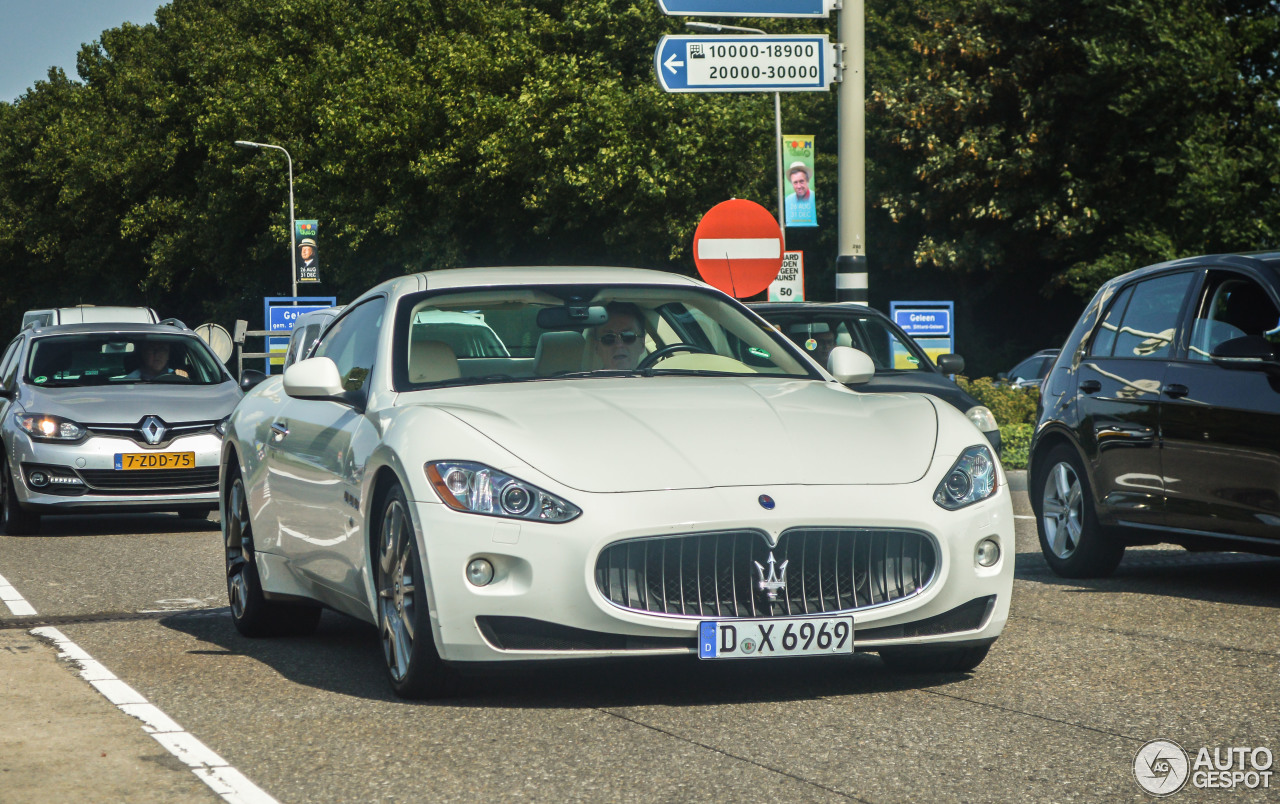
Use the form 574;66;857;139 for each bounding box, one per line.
7;431;222;514
405;482;1015;663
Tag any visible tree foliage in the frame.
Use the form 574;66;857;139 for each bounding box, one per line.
1;0;1278;374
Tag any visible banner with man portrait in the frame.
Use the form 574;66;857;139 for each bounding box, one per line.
782;135;817;228
295;220;319;283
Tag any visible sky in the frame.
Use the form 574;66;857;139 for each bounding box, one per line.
1;1;167;103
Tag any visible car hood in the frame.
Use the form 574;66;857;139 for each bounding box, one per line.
424;377;938;492
17;381;242;425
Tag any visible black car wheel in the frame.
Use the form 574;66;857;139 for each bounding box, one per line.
1035;444;1124;578
879;644;991;673
224;468;320;637
375;484;454;698
0;456;40;536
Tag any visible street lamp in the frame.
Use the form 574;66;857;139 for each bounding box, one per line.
684;22;786;245
234;140;298;299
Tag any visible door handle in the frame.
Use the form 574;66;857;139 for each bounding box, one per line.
270;422;289;441
1079;380;1102;394
1163;383;1189;399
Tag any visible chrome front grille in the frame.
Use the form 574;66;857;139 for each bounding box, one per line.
595;528;938;619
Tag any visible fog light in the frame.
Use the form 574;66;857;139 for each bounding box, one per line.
466;558;495;587
28;471;49;488
975;538;1000;568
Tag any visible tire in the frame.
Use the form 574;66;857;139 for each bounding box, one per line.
375;484;454;698
1;456;40;536
1035;444;1124;578
879;644;991;673
223;468;321;637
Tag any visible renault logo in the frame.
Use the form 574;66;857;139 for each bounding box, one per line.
140;416;167;445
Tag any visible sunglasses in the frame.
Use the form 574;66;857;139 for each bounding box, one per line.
597;331;639;346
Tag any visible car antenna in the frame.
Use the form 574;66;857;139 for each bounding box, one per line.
723;253;739;298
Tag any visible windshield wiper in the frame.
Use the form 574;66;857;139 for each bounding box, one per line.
427;374;526;388
28;380;83;388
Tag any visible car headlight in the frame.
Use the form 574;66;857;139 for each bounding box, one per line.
14;412;86;442
425;461;581;523
214;417;229;437
965;405;998;433
934;445;998;510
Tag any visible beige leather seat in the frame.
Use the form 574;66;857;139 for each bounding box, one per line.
534;331;585;376
409;340;460;383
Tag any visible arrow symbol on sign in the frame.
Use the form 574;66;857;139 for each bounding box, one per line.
664;53;685;74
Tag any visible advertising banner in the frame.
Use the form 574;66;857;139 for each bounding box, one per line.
782;135;816;228
295;220;319;283
768;251;805;301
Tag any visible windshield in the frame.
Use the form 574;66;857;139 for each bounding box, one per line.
25;333;229;387
763;311;934;372
397;285;817;389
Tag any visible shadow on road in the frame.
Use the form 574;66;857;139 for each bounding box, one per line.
161;608;974;708
16;512;219;538
1016;547;1280;608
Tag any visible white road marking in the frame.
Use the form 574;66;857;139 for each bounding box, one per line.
30;625;279;804
0;571;36;616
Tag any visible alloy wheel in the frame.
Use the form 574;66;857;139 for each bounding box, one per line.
377;498;417;683
224;477;253;619
1041;461;1083;559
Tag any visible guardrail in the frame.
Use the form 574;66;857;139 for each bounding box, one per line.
232;320;278;379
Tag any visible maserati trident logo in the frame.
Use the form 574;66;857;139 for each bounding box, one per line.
753;552;789;601
140;416;167;445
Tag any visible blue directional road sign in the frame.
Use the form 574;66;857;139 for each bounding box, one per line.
658;0;838;17
654;35;838;93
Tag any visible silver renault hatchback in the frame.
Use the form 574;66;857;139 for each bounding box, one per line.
0;323;242;534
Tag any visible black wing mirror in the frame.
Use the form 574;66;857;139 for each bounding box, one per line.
240;369;268;392
1210;335;1280;374
935;353;965;375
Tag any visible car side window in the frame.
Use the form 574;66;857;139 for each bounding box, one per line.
1109;273;1195;359
0;339;21;390
1187;273;1280;360
1088;286;1133;358
313;298;387;393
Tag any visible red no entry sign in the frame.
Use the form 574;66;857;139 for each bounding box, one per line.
692;199;784;298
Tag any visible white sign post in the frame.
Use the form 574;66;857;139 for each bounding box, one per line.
768;251;805;301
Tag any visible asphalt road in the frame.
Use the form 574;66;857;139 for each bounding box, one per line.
2;480;1278;803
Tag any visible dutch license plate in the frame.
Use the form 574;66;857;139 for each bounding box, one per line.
114;452;195;470
698;616;854;659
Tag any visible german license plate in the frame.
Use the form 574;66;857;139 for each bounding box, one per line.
698;616;853;659
114;452;195;470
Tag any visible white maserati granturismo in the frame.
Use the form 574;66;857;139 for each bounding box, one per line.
220;267;1013;697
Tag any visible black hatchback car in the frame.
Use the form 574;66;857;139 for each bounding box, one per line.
750;302;1001;454
1029;252;1280;577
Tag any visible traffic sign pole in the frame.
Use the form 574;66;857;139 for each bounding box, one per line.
835;0;867;302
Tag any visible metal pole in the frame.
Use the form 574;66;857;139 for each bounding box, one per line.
774;92;786;250
233;140;298;302
836;0;867;302
285;151;297;301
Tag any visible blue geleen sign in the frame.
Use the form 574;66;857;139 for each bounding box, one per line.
658;0;833;16
893;308;952;336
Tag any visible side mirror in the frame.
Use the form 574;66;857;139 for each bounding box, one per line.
0;388;12;400
1210;335;1280;374
828;346;875;385
283;357;346;399
936;353;965;375
239;369;267;393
